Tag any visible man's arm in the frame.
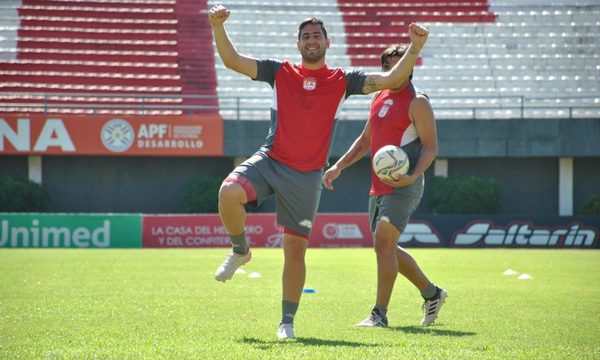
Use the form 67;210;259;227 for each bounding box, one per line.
323;121;372;190
362;23;429;94
208;5;258;78
381;95;437;188
408;95;438;179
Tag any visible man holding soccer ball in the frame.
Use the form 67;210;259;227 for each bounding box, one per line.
323;45;447;328
208;4;429;339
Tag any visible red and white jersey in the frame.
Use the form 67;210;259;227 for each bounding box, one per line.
369;83;424;195
254;60;366;171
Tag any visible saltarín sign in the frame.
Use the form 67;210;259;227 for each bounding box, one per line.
400;215;599;248
0;214;141;248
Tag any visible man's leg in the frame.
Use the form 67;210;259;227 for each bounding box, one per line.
281;232;308;314
277;231;308;339
268;162;320;338
396;242;447;326
356;220;397;327
395;246;433;293
218;179;248;245
374;220;400;310
214;178;252;282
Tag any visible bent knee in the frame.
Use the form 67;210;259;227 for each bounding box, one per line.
373;234;398;256
219;181;246;205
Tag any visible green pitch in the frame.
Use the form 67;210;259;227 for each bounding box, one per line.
1;249;598;359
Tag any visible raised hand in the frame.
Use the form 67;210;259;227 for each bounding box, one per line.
408;23;429;49
208;5;231;27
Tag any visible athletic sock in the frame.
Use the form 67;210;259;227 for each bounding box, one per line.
281;300;299;325
421;284;438;300
373;305;388;319
230;232;249;255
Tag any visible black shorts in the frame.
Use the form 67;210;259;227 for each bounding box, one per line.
368;174;424;233
230;151;323;237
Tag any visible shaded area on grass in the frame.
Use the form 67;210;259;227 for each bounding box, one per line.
391;326;476;337
241;336;379;350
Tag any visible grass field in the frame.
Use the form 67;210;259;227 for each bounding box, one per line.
1;248;599;359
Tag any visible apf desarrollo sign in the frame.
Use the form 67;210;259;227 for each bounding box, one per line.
0;115;223;156
0;214;142;248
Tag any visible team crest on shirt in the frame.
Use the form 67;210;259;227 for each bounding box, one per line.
303;77;317;90
378;99;394;118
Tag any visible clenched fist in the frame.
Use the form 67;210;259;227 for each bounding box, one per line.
408;23;429;49
208;5;230;27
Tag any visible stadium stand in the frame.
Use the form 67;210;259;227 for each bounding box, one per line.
0;0;598;119
0;0;218;115
207;0;599;120
337;0;497;67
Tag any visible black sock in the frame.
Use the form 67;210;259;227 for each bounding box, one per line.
421;284;438;300
373;305;388;318
230;232;249;255
281;300;299;325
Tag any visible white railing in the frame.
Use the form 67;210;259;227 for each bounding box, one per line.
0;92;598;120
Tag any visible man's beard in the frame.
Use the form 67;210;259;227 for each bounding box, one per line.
301;48;326;63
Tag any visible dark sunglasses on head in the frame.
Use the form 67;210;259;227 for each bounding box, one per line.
387;49;403;57
381;51;402;69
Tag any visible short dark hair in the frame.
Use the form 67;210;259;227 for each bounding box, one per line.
380;44;413;80
298;17;328;40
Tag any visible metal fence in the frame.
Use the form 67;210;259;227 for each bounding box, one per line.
1;92;599;120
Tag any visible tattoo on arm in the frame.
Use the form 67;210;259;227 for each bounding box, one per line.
339;144;363;168
363;77;378;93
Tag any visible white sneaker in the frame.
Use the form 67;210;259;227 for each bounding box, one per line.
277;323;295;339
355;309;388;327
420;287;448;326
214;251;251;282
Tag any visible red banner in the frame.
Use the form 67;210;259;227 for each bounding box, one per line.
142;214;373;248
0;114;223;156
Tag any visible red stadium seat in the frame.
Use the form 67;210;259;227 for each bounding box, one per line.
337;0;496;67
0;0;219;115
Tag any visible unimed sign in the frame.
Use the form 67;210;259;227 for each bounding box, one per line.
0;214;141;248
0;115;223;156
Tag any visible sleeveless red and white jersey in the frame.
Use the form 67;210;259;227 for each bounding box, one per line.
369;83;424;196
254;59;366;171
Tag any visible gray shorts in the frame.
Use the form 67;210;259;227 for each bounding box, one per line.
230;151;323;236
368;174;424;233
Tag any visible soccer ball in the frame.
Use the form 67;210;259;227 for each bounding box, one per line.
372;145;409;180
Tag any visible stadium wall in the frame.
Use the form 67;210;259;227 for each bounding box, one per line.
41;156;231;213
1;213;598;249
1;118;599;215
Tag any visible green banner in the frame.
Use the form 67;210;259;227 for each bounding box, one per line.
0;213;142;248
